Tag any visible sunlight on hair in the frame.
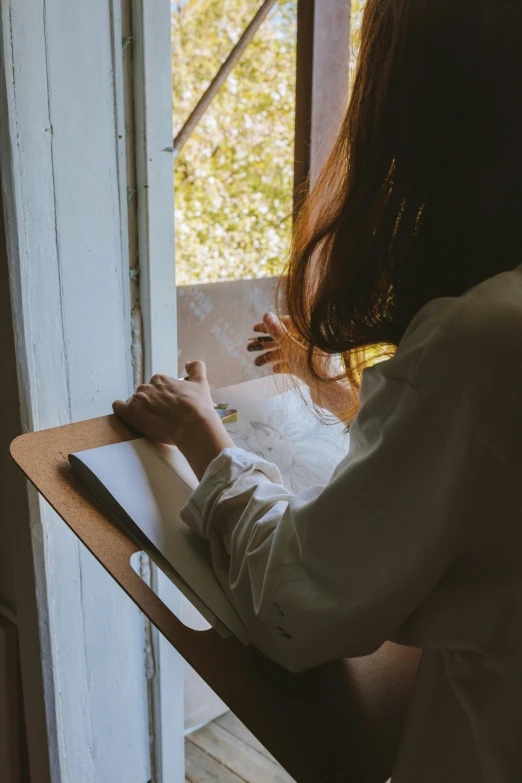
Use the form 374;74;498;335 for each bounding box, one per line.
349;343;396;387
349;0;367;89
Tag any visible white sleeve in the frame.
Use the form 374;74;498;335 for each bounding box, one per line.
181;368;488;672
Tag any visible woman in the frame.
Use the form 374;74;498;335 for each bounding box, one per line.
114;0;522;779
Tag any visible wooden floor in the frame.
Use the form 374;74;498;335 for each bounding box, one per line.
185;711;295;783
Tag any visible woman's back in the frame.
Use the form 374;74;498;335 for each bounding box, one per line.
369;266;522;780
177;266;522;781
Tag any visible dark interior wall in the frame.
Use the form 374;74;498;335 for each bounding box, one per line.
0;177;22;614
0;175;52;782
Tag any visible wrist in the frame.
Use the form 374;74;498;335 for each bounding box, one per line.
173;403;215;443
175;409;234;481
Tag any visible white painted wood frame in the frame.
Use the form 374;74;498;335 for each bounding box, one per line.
0;0;170;780
131;1;185;780
132;0;178;379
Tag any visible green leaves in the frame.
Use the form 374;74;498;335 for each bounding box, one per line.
172;0;297;284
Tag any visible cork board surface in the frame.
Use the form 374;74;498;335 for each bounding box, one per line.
10;391;419;783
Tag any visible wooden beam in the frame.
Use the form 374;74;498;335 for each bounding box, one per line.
173;0;279;157
311;0;351;179
293;0;315;217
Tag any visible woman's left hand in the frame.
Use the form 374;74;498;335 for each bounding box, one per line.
112;361;234;480
247;313;355;420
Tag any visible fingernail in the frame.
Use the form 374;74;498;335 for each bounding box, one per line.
264;312;277;326
247;342;264;352
255;355;268;367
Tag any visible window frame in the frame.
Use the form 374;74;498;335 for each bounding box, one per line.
0;0;183;780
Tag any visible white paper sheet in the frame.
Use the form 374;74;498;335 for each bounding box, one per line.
71;437;249;642
225;388;350;492
70;388;350;643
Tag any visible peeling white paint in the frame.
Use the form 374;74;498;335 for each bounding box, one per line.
0;0;152;780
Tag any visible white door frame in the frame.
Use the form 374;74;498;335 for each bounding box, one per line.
132;0;178;379
0;0;183;780
131;0;185;779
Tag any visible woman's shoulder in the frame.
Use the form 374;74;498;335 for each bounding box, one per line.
373;265;522;462
381;265;522;384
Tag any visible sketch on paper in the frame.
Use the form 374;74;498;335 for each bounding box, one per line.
225;389;350;493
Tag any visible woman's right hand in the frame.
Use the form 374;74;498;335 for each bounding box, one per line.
246;312;356;419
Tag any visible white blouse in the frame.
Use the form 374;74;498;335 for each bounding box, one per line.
181;266;522;782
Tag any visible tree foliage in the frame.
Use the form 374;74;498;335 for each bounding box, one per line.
172;0;364;286
172;0;297;285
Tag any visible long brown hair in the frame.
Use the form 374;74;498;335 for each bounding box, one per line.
284;0;522;392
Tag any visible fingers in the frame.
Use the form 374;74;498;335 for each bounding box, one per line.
262;312;287;342
112;398;138;427
247;337;277;352
254;348;283;368
185;360;207;383
272;361;291;375
251;314;285;341
112;399;127;417
254;355;291;375
252;314;291;333
150;374;172;386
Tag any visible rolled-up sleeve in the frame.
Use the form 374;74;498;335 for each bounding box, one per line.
181;368;491;672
